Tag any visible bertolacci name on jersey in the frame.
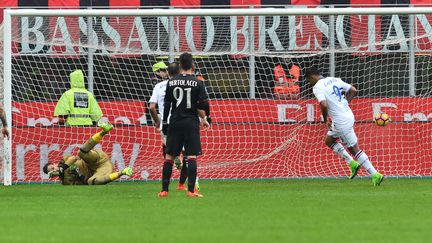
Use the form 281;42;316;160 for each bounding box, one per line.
169;79;198;87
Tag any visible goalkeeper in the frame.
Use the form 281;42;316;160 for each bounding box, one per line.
42;122;132;185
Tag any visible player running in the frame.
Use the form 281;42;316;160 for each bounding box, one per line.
305;68;384;186
159;53;210;198
43;122;132;185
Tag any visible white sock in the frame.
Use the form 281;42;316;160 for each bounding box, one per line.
331;143;354;164
355;150;377;175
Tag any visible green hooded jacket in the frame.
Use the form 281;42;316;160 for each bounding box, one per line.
54;70;102;125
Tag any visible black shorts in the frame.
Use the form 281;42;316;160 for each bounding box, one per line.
165;119;202;157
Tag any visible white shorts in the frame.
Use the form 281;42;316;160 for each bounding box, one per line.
157;114;167;145
160;130;167;145
327;123;358;148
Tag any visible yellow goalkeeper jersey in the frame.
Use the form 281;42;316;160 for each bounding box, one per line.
60;151;111;185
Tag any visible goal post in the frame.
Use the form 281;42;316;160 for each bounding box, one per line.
3;7;432;184
3;10;12;186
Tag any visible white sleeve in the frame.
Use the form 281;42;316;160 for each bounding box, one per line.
339;79;352;92
149;84;159;104
313;86;326;103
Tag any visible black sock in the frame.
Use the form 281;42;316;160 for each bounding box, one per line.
187;159;197;193
179;158;188;184
162;160;173;192
162;145;166;158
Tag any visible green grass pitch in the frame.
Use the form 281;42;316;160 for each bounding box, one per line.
0;179;431;243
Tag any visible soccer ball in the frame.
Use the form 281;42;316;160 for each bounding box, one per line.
374;112;390;126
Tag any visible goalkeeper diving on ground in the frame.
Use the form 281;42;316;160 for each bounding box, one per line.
42;122;132;185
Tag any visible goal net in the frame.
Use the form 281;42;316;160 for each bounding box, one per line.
3;8;432;184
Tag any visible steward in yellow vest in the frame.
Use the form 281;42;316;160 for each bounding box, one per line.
54;70;102;126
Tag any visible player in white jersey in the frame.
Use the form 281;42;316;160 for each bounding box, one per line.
305;68;384;186
149;62;179;157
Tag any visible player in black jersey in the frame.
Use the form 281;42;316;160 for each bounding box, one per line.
158;53;210;198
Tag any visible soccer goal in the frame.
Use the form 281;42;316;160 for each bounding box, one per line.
2;7;432;185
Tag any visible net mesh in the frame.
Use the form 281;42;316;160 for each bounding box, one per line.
4;11;432;183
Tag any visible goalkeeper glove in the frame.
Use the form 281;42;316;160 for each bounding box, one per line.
174;157;182;170
48;171;60;178
58;163;69;172
58;163;70;178
206;116;212;124
69;164;77;171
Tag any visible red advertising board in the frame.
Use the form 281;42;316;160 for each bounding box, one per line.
9;98;432;182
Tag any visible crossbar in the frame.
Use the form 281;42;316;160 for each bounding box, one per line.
6;7;432;17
